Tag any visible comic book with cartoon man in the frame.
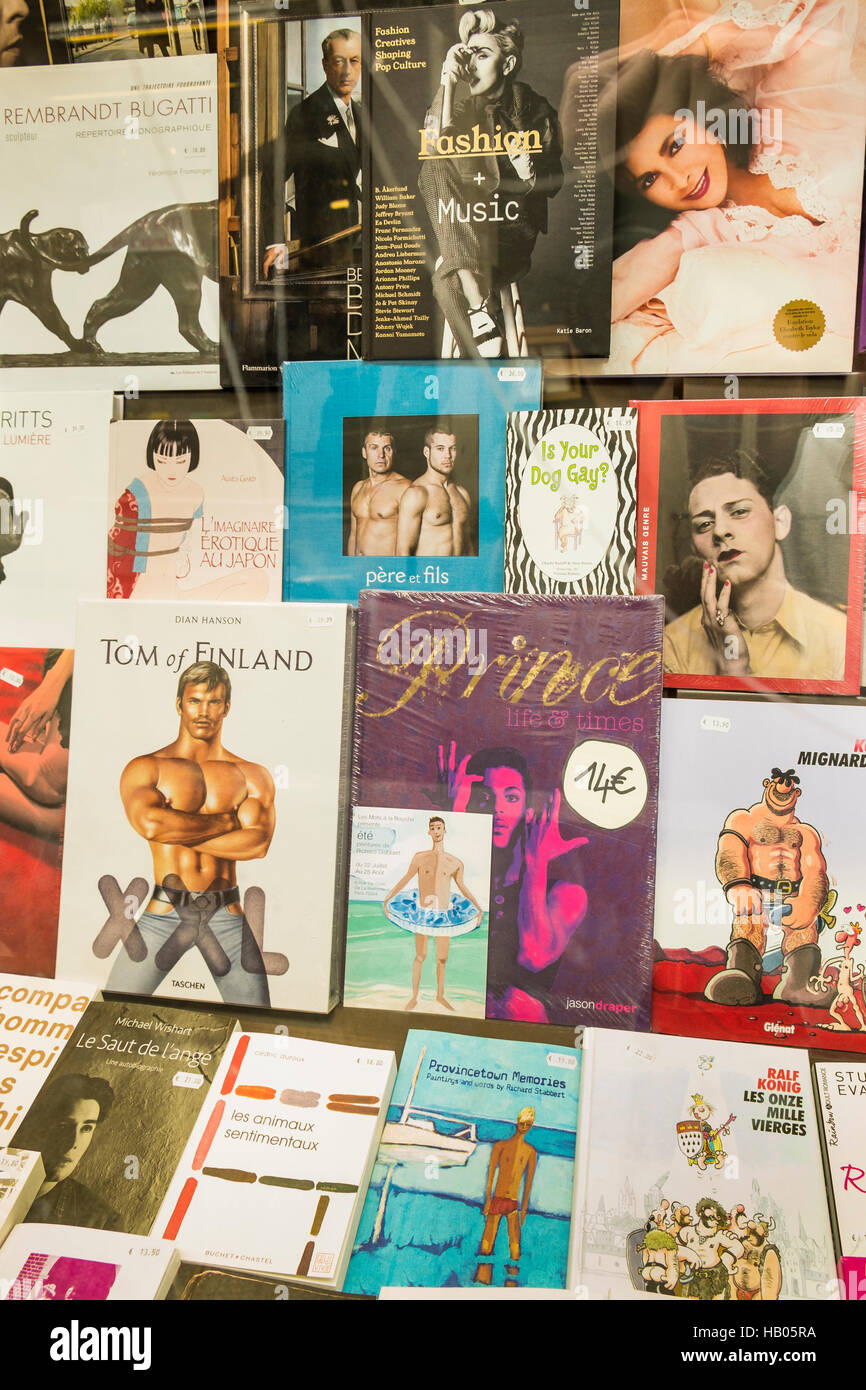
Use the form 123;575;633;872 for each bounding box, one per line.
654;697;866;1053
569;1028;836;1301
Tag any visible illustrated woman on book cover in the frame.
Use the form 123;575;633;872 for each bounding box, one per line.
593;0;865;372
107;420;270;602
418;8;564;357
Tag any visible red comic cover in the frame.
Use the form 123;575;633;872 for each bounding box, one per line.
0;649;71;978
636;397;866;695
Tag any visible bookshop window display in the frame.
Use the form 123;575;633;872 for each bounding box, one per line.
0;0;864;1311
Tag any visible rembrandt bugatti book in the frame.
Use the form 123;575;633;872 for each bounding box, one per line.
363;0;618;359
0;56;219;390
56;600;354;1012
346;591;663;1026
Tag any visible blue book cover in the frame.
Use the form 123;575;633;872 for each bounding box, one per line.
283;360;541;600
343;1029;580;1294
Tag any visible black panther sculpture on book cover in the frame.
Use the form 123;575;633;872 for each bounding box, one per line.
0;201;217;362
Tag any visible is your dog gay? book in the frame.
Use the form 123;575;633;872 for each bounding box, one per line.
107;419;284;604
654;698;866;1055
0;56;219;391
0;1225;179;1300
569;1029;836;1301
505;407;636;595
283;359;541;602
0;391;112;646
346;591;663;1026
344;1029;580;1295
56;600;354;1013
814;1060;866;1299
155;1031;396;1290
10;998;234;1236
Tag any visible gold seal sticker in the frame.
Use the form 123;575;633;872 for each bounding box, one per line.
773;299;825;352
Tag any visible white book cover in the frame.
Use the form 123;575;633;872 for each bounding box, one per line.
654;698;866;1053
569;1028;836;1302
0;57;218;390
154;1031;396;1289
0;1148;43;1246
0;392;112;645
57;600;353;1012
107;419;284;605
814;1061;866;1268
505;407;637;596
0;975;93;1142
0;1224;177;1300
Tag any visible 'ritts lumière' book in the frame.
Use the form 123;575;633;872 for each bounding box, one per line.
344;1029;580;1294
0;391;112;646
10;998;234;1236
505;406;636;595
654;698;866;1055
346;591;663;1026
155;1031;396;1289
56;600;354;1013
569;1029;836;1301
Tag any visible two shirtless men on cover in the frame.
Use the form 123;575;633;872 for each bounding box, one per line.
106;660;275;1007
347;423;474;558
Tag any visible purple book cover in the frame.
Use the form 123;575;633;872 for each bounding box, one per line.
352;592;663;1027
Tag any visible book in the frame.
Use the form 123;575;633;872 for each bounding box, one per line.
363;0;618;359
636;397;866;694
10;998;234;1235
654;697;866;1054
344;1029;580;1295
0;392;112;646
220;5;366;386
57;600;354;1013
346;591;663;1025
0;1149;43;1247
0;56;219;391
0;652;75;978
0;974;92;1140
569;1029;837;1301
0;1225;178;1300
106;418;284;603
154;1031;397;1289
814;1060;866;1299
283;359;541;602
505;407;637;595
586;0;866;376
169;1262;373;1299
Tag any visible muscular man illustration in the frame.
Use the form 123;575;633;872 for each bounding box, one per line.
383;815;482;1012
396;427;473;557
475;1105;537;1286
678;1198;744;1302
105;660;274;1006
347;427;410;556
705;768;831;1009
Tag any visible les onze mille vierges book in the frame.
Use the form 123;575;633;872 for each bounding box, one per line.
350;592;663;1027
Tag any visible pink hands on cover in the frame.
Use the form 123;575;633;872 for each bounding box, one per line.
436;738;483;813
524;789;588;871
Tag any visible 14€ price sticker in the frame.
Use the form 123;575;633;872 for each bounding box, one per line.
562;740;648;830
